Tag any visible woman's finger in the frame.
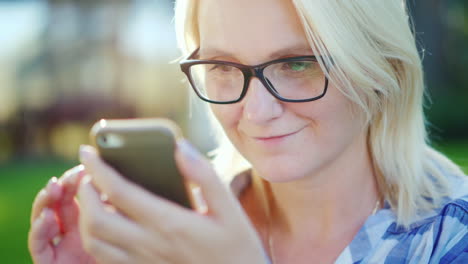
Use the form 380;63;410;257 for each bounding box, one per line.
79;145;192;225
175;140;242;221
28;208;60;263
56;165;86;232
78;176;150;252
79;176;188;263
81;236;130;264
30;177;62;224
58;165;85;201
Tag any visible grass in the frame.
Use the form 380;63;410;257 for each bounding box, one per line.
0;144;466;264
432;140;468;173
0;158;76;264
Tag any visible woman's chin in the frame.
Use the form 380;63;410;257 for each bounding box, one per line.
253;163;308;183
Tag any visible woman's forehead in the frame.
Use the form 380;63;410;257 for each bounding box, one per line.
197;0;310;62
199;45;314;61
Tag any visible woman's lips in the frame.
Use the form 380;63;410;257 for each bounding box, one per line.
253;127;304;142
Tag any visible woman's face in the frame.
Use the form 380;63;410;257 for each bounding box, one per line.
198;0;367;182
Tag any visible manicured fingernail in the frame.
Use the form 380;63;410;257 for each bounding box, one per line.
39;189;47;197
60;165;85;184
78;168;87;178
81;175;92;185
47;177;58;187
178;140;201;161
79;145;94;163
69;165;85;176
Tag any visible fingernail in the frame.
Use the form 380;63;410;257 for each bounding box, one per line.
178;140;201;161
47;177;58;187
69;164;85;176
78;168;87;179
79;145;94;163
60;165;85;185
81;175;92;185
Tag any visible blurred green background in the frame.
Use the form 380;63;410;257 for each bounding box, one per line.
0;0;467;263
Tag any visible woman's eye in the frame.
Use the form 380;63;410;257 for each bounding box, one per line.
210;65;233;72
284;62;311;72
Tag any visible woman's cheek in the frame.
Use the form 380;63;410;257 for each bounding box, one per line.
211;104;243;131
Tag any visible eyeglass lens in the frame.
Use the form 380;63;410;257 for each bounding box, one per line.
189;60;325;102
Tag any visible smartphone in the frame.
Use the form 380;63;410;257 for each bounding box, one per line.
90;118;192;209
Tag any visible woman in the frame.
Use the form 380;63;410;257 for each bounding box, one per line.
29;0;467;263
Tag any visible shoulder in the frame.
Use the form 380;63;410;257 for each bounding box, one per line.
376;175;468;263
430;197;468;263
374;197;468;264
351;170;468;264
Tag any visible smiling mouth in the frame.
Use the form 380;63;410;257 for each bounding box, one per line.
254;127;304;141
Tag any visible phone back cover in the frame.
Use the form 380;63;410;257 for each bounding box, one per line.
94;121;191;209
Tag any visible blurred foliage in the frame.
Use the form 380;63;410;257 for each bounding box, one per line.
409;0;468;140
434;141;468;171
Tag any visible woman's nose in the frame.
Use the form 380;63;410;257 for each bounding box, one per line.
242;78;283;123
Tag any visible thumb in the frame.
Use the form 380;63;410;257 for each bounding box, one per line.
175;139;240;220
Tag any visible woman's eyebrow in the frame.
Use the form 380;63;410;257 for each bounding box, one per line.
199;45;313;60
199;48;235;59
268;45;314;58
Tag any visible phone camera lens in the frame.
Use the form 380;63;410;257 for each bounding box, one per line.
98;135;108;147
97;133;124;148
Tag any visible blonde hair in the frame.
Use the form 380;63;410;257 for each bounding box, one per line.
174;0;465;227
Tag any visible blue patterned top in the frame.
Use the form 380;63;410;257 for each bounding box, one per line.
232;170;468;264
335;175;468;264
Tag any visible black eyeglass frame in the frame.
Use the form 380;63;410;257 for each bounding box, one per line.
180;48;329;104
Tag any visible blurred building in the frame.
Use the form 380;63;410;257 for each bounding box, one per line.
0;0;467;163
0;0;213;162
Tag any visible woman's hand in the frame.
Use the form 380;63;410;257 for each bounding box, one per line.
28;166;96;264
78;140;268;264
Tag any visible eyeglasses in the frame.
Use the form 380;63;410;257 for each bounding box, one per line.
180;48;329;104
